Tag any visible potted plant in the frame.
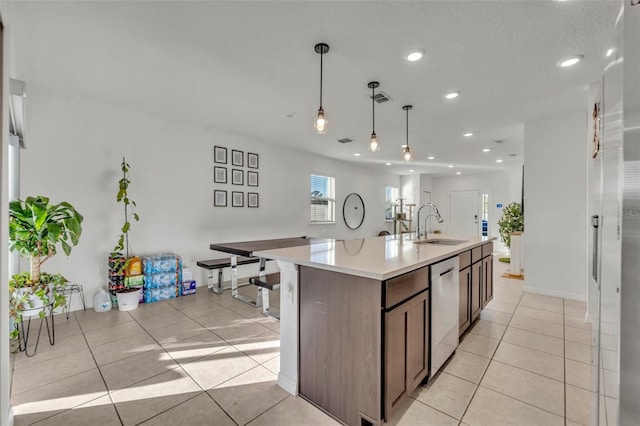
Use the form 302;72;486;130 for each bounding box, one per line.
111;157;141;311
497;202;524;262
8;196;83;339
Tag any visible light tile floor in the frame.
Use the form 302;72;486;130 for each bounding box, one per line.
10;257;602;425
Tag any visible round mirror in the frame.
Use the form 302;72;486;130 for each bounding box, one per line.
343;193;365;230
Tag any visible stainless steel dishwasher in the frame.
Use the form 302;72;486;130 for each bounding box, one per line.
430;256;459;376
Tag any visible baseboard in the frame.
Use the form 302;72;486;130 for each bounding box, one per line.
277;372;297;396
523;286;587;302
7;405;14;426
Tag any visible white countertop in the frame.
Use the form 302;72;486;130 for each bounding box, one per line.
255;233;495;281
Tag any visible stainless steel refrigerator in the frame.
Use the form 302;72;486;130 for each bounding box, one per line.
589;2;639;425
619;1;640;424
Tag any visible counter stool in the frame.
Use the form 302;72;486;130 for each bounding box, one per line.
60;284;86;319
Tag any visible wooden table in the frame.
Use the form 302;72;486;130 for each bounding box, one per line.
209;236;329;306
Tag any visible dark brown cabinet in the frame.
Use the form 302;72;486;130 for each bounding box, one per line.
482;254;494;308
383;268;429;421
458;249;472;336
384;289;429;419
471;260;482;321
460;242;493;336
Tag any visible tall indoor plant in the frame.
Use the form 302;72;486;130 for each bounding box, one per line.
111;157;140;269
497;201;524;257
8;196;83;337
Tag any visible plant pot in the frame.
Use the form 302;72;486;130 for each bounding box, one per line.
13;284;54;318
116;288;140;312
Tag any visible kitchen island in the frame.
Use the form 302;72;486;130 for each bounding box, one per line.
255;233;495;426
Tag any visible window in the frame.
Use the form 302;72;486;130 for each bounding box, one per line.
310;174;335;223
385;186;399;220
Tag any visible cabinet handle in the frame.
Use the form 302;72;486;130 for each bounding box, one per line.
592;215;599;282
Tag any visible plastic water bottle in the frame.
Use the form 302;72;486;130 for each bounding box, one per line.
94;289;112;312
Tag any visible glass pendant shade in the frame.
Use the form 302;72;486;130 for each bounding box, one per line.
315;107;327;134
369;132;380;152
403;146;413;162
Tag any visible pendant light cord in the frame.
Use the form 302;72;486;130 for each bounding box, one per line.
406;107;409;148
372;86;375;133
319;51;323;108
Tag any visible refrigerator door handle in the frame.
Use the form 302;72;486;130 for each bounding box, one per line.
592;215;600;283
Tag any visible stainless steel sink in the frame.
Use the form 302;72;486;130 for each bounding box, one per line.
413;239;468;246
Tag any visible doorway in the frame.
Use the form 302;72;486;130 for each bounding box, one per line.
449;190;479;236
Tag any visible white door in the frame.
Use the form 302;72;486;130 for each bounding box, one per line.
449;190;479;236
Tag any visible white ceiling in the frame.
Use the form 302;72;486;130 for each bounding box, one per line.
5;0;620;176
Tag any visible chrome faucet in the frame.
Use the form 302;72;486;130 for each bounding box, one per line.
416;203;444;240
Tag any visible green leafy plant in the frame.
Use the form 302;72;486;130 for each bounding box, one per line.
9;196;83;283
497;202;524;249
112;157;139;258
8;195;83;339
9;272;67;339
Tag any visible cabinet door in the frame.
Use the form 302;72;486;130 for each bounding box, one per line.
471;261;482;321
459;267;471;336
408;290;430;390
482;255;494;307
385;301;410;418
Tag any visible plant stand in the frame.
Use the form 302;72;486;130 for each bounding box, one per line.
17;302;55;357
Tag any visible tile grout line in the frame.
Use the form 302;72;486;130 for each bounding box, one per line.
76;310;129;426
140;298;277;425
455;286;525;423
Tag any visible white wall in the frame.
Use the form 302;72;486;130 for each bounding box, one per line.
399;173;420;229
523;110;588;299
429;170;517;253
17;89;397;309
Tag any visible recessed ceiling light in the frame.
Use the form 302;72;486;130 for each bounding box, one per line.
409;169;415;172
482;148;491;152
606;48;615;57
354;153;361;156
496;159;504;163
401;144;407;148
427;156;435;160
456;172;461;175
557;55;583;68
448;164;454;168
405;49;425;62
385;162;391;166
443;91;461;100
463;132;473;137
285;112;296;118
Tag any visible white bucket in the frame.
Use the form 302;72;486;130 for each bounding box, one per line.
116;288;141;312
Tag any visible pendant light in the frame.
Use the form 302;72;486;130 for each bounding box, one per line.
314;43;329;134
402;105;413;161
368;81;381;152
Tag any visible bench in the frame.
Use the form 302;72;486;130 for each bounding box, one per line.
197;256;260;294
249;273;281;319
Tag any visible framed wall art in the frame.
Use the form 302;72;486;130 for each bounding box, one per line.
247;171;259;187
232;191;244;207
248;192;259;208
232;169;244;185
214;190;227;207
214;166;227;184
247;152;259;169
214;146;227;164
232;149;244;166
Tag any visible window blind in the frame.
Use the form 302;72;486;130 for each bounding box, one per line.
310;174;335;223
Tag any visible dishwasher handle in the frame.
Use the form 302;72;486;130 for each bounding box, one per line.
439;267;455;277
